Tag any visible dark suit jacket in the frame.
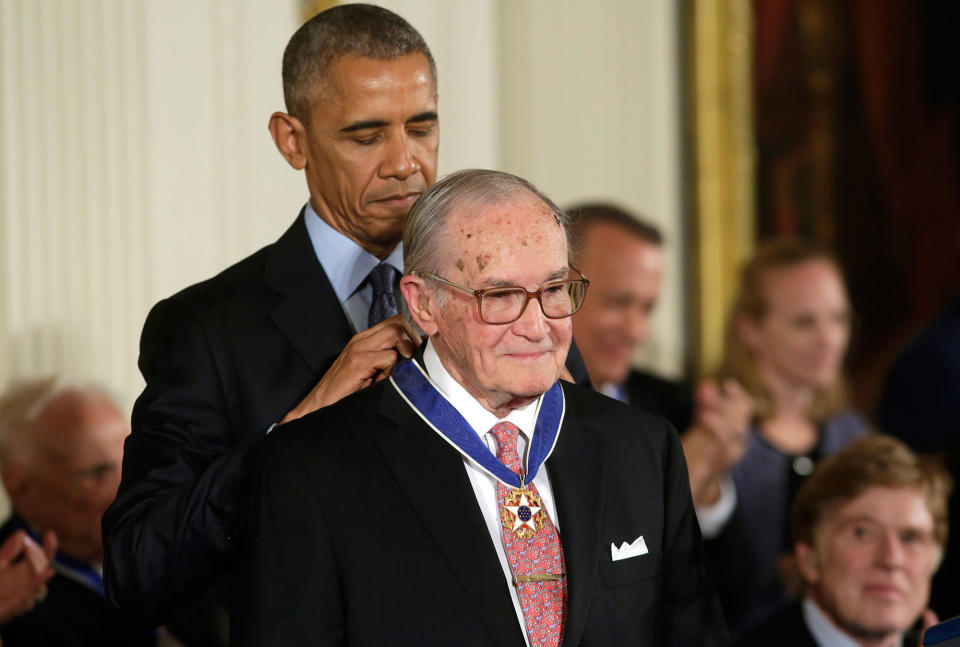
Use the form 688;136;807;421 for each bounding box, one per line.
623;369;694;433
102;213;355;628
735;600;920;647
0;516;155;647
102;211;593;630
237;377;728;646
734;602;815;647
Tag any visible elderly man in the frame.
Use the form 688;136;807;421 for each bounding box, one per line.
0;378;145;644
737;435;950;647
237;169;728;646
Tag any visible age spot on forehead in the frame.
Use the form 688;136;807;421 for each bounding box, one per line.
455;258;465;271
476;254;490;271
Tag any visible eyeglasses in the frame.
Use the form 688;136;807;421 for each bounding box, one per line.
414;268;590;325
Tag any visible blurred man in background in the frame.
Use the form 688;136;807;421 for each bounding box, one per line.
737;435;949;647
0;378;148;645
569;203;752;509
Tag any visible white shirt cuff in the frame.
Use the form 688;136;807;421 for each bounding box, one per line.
695;475;737;539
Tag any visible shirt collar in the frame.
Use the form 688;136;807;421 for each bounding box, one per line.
803;597;903;647
302;201;404;305
422;340;540;443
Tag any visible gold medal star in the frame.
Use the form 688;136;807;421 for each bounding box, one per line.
504;491;542;533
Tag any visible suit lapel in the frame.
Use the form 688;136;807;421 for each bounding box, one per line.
548;386;607;647
264;211;354;374
377;384;525;647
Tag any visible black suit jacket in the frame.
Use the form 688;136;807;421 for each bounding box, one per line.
102;213;354;627
237;377;728;646
102;211;592;629
734;602;815;647
623;369;694;433
735;600;921;647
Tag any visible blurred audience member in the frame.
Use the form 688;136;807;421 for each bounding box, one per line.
569;203;689;424
569;203;753;507
0;378;153;645
703;238;868;636
878;291;960;617
737;435;949;647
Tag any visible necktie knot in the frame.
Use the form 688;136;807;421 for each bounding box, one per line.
367;263;399;329
490;421;522;474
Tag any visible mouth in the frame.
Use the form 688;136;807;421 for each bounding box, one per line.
862;583;905;599
371;191;421;208
505;350;552;361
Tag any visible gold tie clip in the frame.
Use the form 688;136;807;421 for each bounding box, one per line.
513;573;564;585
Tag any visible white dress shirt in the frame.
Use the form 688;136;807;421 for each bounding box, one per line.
803;596;903;647
423;341;561;647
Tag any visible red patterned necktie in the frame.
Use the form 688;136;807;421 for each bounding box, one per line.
490;421;566;647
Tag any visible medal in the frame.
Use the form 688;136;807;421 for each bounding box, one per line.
390;357;565;510
500;473;547;539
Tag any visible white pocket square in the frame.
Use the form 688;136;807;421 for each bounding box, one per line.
610;536;649;561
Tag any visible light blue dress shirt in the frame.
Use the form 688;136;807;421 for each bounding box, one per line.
302;201;404;334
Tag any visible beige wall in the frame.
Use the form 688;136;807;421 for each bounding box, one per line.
0;0;683;516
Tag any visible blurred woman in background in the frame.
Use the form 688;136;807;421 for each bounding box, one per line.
688;238;868;637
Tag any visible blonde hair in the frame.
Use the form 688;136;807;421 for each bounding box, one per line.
718;237;849;421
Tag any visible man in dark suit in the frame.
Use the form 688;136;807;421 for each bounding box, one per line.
238;169;728;646
101;3;434;634
568;203;751;518
737;436;947;647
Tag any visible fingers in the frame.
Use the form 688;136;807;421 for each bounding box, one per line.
21;534;53;579
356;315;419;347
0;530;27;566
282;315;425;421
41;530;57;562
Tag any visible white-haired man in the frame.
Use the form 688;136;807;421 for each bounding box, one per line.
238;169;728;646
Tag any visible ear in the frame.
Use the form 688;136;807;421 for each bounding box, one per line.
268;111;308;170
795;541;822;585
400;275;439;336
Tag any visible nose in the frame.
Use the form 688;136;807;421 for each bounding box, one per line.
876;530;906;569
381;132;420;180
623;305;651;347
511;295;550;341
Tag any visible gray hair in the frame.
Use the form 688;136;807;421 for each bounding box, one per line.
282;3;436;123
0;377;118;469
404;169;570;277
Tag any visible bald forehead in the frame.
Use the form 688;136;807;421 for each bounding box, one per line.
440;192;568;278
31;389;125;446
444;190;563;238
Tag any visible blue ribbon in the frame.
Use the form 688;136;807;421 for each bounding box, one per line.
389;357;565;488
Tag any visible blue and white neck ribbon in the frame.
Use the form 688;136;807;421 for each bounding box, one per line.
389;357;565;488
